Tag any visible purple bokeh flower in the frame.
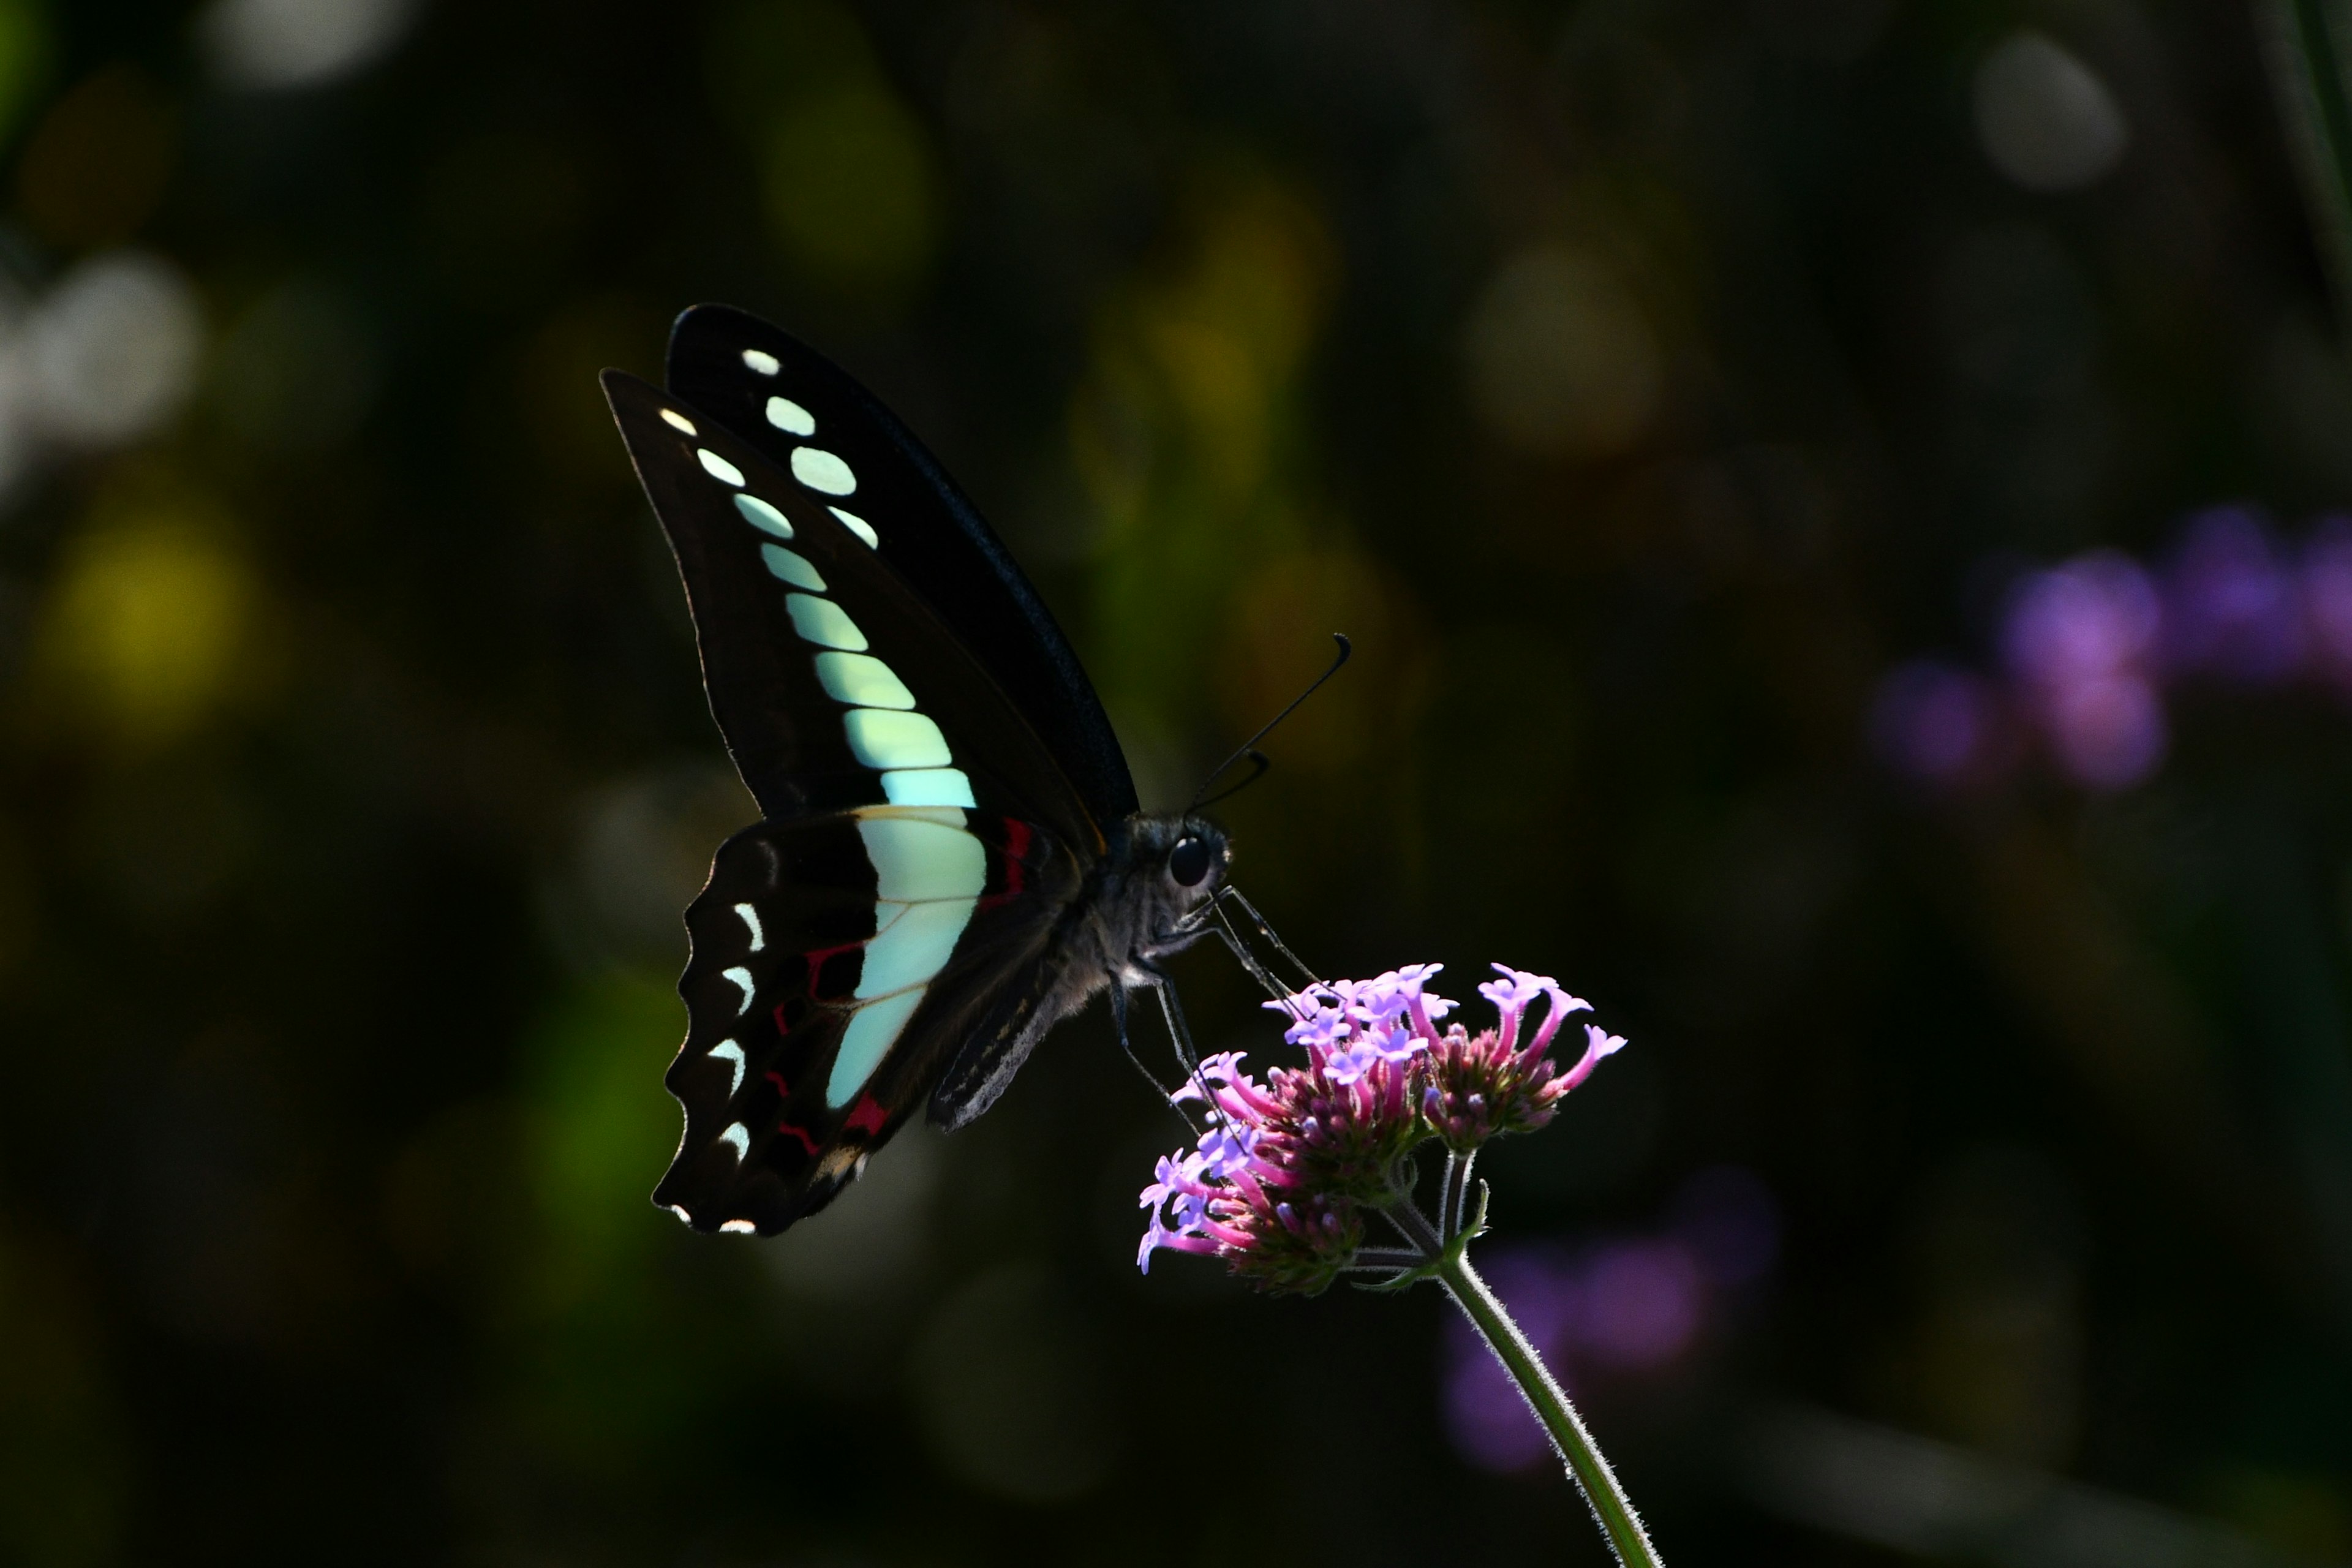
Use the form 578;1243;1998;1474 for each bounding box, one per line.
1439;1167;1781;1472
1999;552;2167;789
2160;507;2305;685
1870;659;2013;788
1577;1240;1703;1369
2304;517;2352;693
1138;963;1630;1294
1442;1245;1580;1471
1874;508;2352;796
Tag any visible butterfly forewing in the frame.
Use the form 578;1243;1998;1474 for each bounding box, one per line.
663;306;1138;835
603;371;1097;841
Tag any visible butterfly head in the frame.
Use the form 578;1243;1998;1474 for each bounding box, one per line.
1140;813;1227;892
1110;812;1231;964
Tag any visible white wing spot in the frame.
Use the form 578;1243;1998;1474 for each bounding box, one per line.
698;448;747;487
760;543;826;590
733;902;766;951
813;651;915;710
843;708;952;770
784;594;868;651
790;447;856;495
829;507;878;548
720;1219;758;1234
743;349;780;375
660;409;696;434
667;1204;693;1224
709;1039;747;1096
720;1121;751;1160
722;965;756;1014
766;396;816;436
734;493;792;538
882;767;976;808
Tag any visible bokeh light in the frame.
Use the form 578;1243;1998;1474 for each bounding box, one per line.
1972;31;2130;194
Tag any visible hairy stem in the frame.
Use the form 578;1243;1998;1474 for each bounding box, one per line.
1382;1199;1665;1568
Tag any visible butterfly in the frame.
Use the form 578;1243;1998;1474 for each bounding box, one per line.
601;306;1238;1237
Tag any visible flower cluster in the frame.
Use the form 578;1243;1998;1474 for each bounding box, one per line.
1137;963;1628;1294
1424;968;1624;1150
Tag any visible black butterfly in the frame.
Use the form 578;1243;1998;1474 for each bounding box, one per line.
602;306;1237;1237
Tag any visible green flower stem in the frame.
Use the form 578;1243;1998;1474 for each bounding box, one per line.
1381;1197;1665;1568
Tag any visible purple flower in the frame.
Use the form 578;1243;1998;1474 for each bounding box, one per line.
2161;506;2305;685
2304;518;2352;694
1423;966;1607;1151
1999;552;2168;790
1576;1239;1703;1370
1141;962;1630;1292
1869;660;2015;789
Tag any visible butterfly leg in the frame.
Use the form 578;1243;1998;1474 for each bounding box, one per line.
1112;982;1202;1134
1134;962;1240;1148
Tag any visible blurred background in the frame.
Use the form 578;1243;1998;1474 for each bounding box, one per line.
6;0;2352;1562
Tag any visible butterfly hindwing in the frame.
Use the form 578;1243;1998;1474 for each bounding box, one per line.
662;306;1139;832
658;807;1084;1234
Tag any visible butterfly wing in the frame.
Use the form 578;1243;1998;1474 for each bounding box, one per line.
663;305;1140;830
604;371;1111;1231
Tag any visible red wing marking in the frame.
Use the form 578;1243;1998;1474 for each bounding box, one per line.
803;939;864;1000
1002;818;1033;892
776;1120;821;1157
843;1095;888;1136
981;818;1038;911
765;1070;790;1097
772;1002;793;1036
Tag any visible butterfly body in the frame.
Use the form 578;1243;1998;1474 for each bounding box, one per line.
926;810;1231;1130
603;307;1227;1236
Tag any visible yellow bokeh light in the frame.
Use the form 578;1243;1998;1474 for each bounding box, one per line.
761;81;940;295
29;510;262;750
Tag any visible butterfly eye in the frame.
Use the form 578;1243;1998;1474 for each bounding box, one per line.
1168;835;1213;888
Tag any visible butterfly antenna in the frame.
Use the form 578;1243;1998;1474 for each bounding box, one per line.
1186;633;1352;813
1191;750;1270;810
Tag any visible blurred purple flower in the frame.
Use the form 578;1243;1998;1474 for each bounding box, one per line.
2000;552;2167;789
1441;1213;1741;1471
1577;1240;1703;1370
1442;1245;1578;1471
2304;517;2352;693
1870;660;2010;788
2160;506;2305;685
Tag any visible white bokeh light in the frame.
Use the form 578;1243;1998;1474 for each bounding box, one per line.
196;0;419;91
23;251;205;449
1973;31;2130;193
